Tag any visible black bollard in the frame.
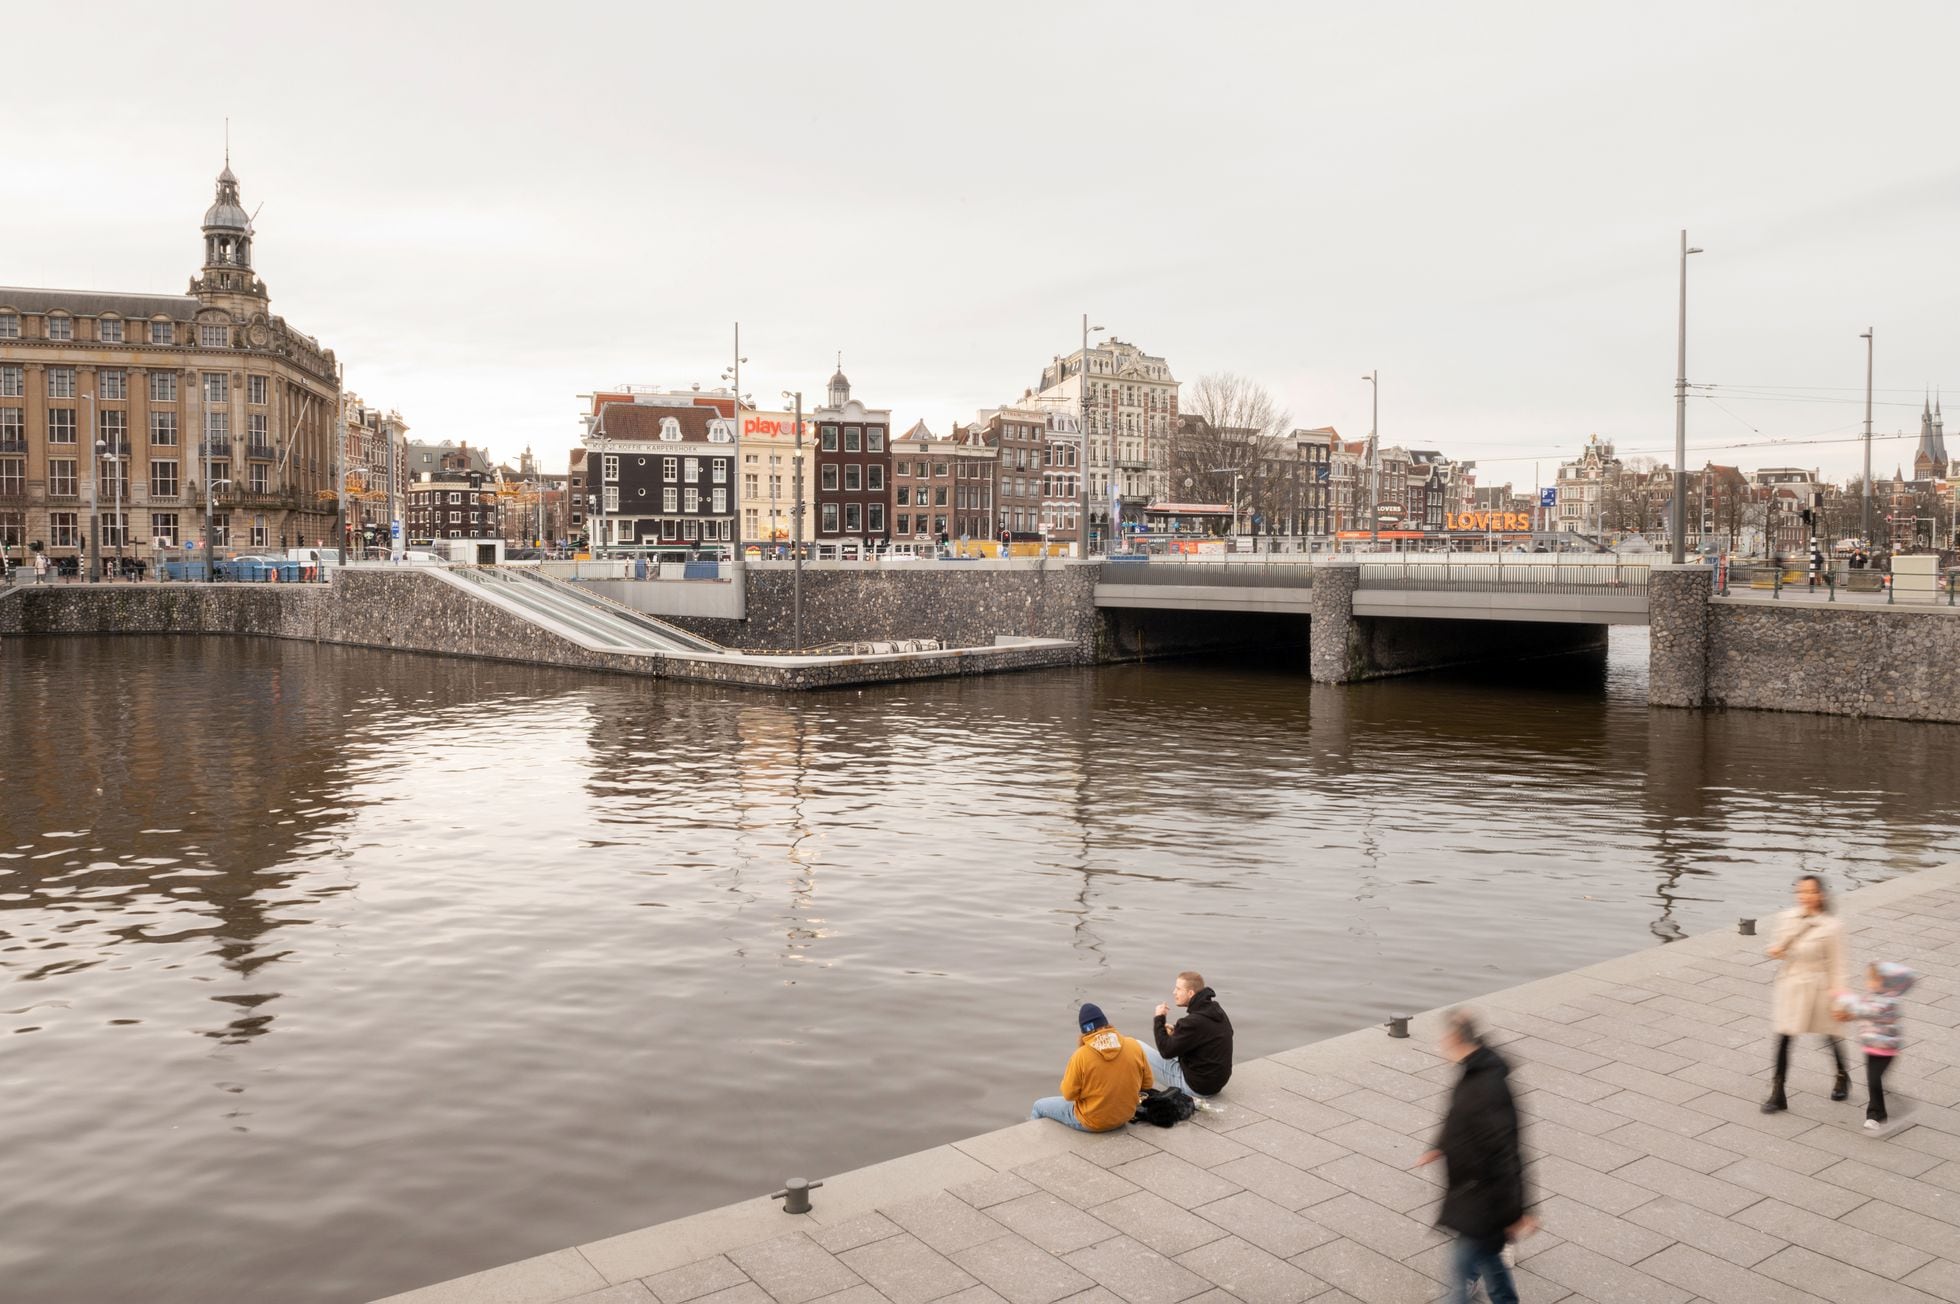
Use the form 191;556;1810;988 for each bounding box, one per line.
1385;1015;1411;1039
1739;918;1756;936
771;1177;823;1215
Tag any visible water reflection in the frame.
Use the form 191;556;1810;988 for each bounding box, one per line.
3;632;1960;1304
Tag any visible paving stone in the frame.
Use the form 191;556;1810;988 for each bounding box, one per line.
1597;1120;1741;1174
812;1212;906;1254
1637;1242;1832;1304
1622;1196;1781;1268
884;1192;1014;1256
1732;1197;1934;1281
1288;1238;1440;1304
948;1233;1092;1304
1791;1121;1943;1176
1842;1197;1960;1260
728;1233;863;1304
984;1192;1118;1256
838;1233;978;1304
1525;1242;1692;1304
1320;1118;1430;1169
1529;1154;1659;1216
1070;1131;1159;1169
1513;1059;1624;1104
1692;1122;1837;1176
1105;1152;1241;1208
1189;1190;1336;1258
1900;1257;1960;1301
1309;1152;1438;1214
1208;1153;1343;1212
1755;1245;1946;1304
1615;1156;1759;1217
1322;1060;1442;1105
1521;1193;1671;1266
1219;1080;1362;1135
1319;1088;1439;1137
950;1171;1041;1211
1589;1060;1708;1105
1510;1034;1616;1075
1230;1119;1352;1172
1708;1156;1862;1217
1592;1088;1725;1137
565;1284;658;1304
1673;1061;1779;1103
1528;1118;1645;1172
1520;1087;1640;1136
1131;1120;1256;1169
1061;1234;1212;1304
686;1286;774;1304
1292;1191;1442;1261
1089;1191;1230;1257
1892;1122;1960;1165
643;1255;749;1304
1015;1153;1140;1209
1677;1089;1819;1139
809;1289;898;1304
1173;1235;1323;1304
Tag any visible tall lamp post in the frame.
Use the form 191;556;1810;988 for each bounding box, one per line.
1860;327;1874;545
98;438;124;579
1361;371;1379;552
1671;229;1704;565
782;389;805;650
83;394;101;582
1077;315;1104;557
722;322;746;566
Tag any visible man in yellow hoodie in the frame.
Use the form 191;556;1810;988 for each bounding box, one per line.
1029;1003;1153;1132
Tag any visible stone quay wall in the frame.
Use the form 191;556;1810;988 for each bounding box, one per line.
1646;564;1714;708
0;574;1083;691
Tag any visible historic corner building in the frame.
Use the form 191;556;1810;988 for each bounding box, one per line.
0;162;340;566
587;398;737;549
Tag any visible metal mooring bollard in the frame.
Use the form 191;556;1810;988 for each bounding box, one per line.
1385;1014;1411;1039
771;1177;823;1215
1739;918;1756;936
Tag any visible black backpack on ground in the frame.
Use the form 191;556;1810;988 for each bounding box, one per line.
1133;1086;1196;1128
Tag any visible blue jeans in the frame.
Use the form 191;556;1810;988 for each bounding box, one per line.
1029;1096;1092;1131
1143;1044;1211;1098
1449;1235;1517;1304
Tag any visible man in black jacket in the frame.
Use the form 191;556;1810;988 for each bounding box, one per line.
1146;971;1233;1097
1418;1009;1536;1304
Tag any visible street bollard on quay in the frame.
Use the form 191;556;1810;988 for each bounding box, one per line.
1385;1014;1411;1039
1738;918;1756;936
771;1177;823;1215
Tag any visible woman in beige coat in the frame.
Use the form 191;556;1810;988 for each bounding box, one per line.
1762;874;1852;1113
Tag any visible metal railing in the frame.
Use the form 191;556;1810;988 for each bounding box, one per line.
1097;559;1314;588
1717;563;1960;606
1358;560;1649;594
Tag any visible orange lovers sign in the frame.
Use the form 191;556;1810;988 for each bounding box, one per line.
1444;511;1532;532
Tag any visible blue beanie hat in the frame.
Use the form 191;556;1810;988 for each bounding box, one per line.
1078;1003;1108;1034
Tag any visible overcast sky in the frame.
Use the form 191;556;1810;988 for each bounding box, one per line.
9;2;1958;484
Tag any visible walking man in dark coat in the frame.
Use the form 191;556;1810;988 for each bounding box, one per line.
1418;1009;1536;1304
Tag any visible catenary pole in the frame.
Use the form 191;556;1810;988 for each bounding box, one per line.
1861;327;1874;545
1672;229;1703;564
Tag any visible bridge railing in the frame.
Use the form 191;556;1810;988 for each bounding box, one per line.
1358;560;1649;594
1097;559;1314;588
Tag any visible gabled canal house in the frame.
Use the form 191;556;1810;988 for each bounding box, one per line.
0;160;341;569
587;399;737;552
812;363;891;552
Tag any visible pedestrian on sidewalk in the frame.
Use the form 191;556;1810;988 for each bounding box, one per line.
1029;1003;1152;1133
1418;1009;1536;1304
1762;873;1853;1113
1835;961;1917;1133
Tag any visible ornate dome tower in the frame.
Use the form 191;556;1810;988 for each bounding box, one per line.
192;157;268;311
827;354;851;408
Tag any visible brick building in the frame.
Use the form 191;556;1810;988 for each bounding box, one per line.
812;365;890;552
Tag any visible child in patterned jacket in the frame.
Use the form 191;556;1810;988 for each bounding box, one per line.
1836;961;1917;1132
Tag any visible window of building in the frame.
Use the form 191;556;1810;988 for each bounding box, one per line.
844;464;861;492
150;372;177;403
821;465;839;492
871;428;886;452
658;417;683;441
934;486;949;507
712;459;727;484
248;463;269;494
868;464;885;492
252;516;268;547
448;511;461;524
153;513;178;546
662;487;677;511
248;375;268;405
48;409;76;444
868;503;885;534
46;314;73;341
896;486;910;506
99;409;126;447
603;486;618;511
712;488;727;513
821;503;838;533
600;454;619;482
844;502;861;533
0;408;19;445
0;312;17;340
202;372;228;404
50;511;78;547
49;459;78;498
898;513;913;535
204;412;229;447
820;426;838;452
683;457;699;484
198;323;230;348
248;413;267;444
149;321;173;345
99;318;124;344
683;487;699;513
48;368;76;399
843;427;861;453
151;460;179;497
0;366;20;397
0;458;20;495
99;455;128;498
151;411;177;446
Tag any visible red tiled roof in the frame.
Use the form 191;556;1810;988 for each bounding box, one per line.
596;402;717;440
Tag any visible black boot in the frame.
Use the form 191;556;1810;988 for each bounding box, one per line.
1832;1071;1851;1102
1762;1078;1788;1113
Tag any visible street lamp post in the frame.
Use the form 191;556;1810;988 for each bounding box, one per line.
84;395;100;582
722;323;747;566
105;443;124;578
1203;465;1243;541
1078;315;1104;557
1671;229;1704;565
782;389;805;651
1861;327;1874;545
1361;371;1378;552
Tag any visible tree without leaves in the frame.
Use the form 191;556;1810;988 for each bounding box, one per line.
1169;373;1292;530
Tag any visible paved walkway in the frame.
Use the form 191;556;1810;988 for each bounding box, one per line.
378;864;1960;1304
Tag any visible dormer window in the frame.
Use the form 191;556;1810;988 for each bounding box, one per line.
99;318;124;344
659;417;683;442
198;323;230;348
149;320;173;345
46;314;73;342
707;418;734;444
0;312;20;340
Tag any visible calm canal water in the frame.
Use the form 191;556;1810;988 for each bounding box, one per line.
4;633;1959;1302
